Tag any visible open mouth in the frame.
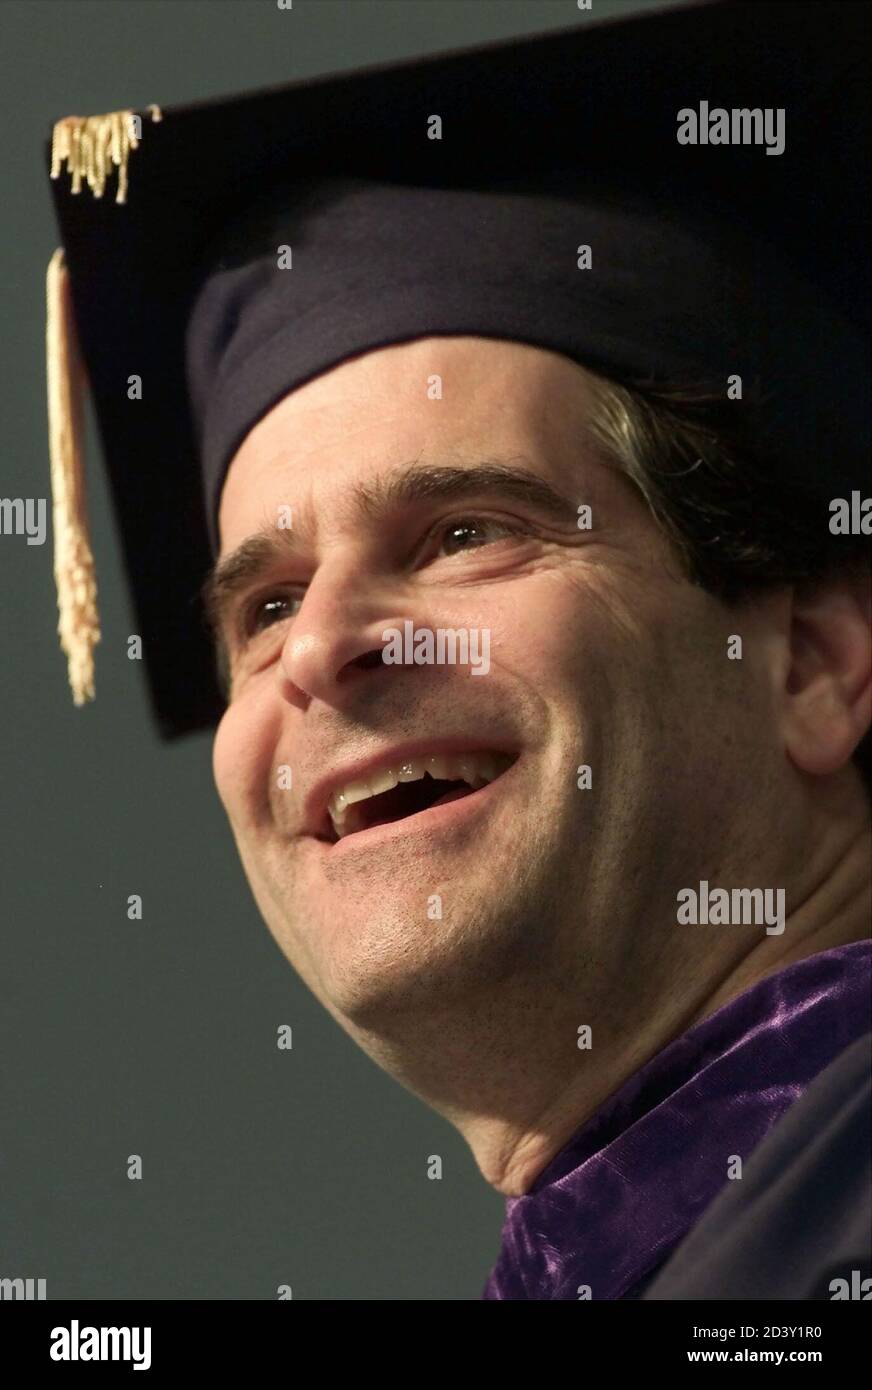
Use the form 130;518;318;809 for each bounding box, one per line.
324;751;515;842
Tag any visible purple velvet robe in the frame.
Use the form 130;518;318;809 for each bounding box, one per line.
482;939;871;1300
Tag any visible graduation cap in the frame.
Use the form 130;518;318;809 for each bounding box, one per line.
44;0;870;739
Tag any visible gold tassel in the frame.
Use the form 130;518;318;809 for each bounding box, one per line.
46;248;100;705
45;106;161;705
50;105;162;203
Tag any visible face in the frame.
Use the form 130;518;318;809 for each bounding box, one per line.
211;336;784;1037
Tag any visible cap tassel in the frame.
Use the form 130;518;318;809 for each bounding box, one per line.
46;247;100;705
50;105;163;205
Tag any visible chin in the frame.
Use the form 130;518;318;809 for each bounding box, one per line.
317;895;548;1031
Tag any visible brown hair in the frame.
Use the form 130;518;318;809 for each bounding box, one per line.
583;370;871;798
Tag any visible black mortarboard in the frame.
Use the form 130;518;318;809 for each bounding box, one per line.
45;0;870;739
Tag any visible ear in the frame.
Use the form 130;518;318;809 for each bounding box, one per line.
783;567;872;777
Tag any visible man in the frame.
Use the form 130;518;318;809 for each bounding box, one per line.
45;0;870;1299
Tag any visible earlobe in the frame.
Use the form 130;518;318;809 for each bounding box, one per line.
783;578;872;778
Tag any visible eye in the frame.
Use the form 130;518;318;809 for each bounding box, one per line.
432;517;524;557
243;591;302;637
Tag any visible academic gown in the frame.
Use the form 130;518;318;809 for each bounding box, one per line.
481;940;871;1300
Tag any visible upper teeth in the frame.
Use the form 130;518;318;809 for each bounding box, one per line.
327;751;511;838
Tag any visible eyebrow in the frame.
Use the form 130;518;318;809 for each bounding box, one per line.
201;458;579;650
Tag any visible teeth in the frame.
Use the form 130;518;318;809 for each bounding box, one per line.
457;757;478;786
341;780;372;807
368;767;398;796
326;751;511;839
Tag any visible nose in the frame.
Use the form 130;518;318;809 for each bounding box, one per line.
276;557;404;707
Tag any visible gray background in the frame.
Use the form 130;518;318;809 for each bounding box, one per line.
2;0;668;1300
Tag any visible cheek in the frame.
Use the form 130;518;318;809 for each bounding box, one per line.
491;574;606;699
499;564;699;763
212;693;278;826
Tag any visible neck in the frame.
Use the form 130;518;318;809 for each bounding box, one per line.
345;778;871;1198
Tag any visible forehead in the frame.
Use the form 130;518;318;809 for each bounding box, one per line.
216;335;598;555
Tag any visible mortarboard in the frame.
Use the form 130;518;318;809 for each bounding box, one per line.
44;0;871;739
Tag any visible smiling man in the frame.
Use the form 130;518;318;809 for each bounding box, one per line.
208;328;870;1197
44;0;870;1301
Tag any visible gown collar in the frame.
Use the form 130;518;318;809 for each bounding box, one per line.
482;939;872;1300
